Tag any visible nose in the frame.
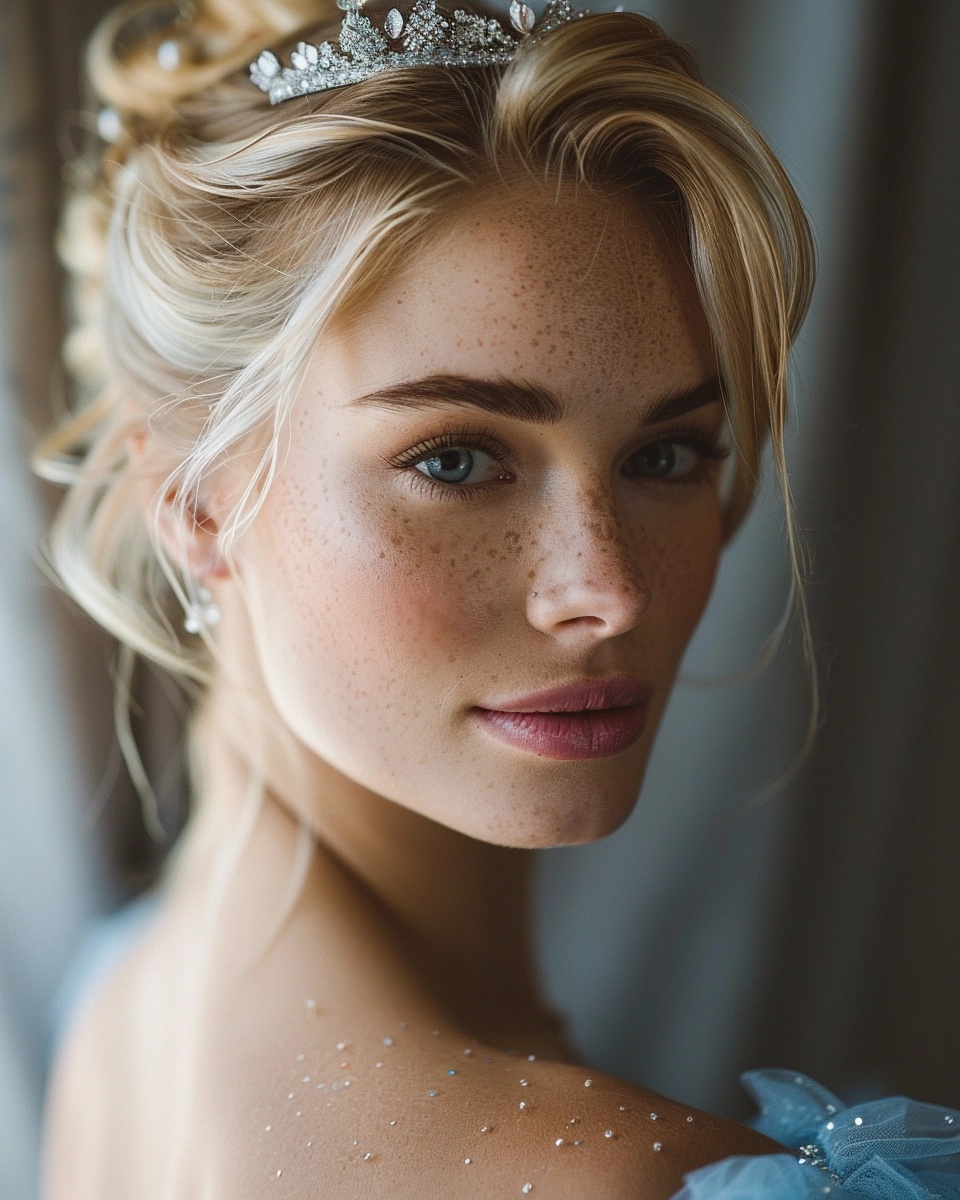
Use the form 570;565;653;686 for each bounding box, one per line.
525;487;651;642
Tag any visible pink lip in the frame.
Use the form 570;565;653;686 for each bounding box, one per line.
472;676;652;761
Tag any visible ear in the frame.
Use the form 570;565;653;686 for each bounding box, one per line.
127;428;231;581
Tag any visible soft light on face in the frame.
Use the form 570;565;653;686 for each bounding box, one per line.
230;186;729;848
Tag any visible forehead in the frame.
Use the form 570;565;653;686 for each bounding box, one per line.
318;185;713;409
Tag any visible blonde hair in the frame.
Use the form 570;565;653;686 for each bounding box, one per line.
38;0;817;840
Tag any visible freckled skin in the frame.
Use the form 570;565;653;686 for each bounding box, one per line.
232;187;726;848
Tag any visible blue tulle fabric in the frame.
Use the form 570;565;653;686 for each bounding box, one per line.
671;1069;960;1200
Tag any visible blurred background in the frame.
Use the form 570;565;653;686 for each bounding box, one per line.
2;0;959;1195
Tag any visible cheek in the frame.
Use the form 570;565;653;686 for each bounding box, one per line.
245;477;519;725
646;499;725;653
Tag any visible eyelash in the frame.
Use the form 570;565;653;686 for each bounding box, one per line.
627;424;732;487
389;423;731;501
389;425;515;503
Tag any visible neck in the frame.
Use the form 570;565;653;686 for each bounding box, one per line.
166;682;571;1057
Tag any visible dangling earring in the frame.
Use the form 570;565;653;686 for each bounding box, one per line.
184;585;221;635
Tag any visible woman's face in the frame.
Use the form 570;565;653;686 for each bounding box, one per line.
228;185;729;848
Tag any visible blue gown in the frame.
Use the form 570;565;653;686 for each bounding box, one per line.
672;1069;960;1200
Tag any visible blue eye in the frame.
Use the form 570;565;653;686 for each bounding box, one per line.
414;446;504;486
623;431;729;482
629;442;694;478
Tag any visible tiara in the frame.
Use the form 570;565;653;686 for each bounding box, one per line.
250;0;587;104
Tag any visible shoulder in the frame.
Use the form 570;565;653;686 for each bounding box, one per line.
41;939;140;1199
453;1058;785;1200
40;902;181;1200
201;1023;784;1199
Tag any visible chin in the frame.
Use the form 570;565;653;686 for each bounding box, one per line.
458;777;645;849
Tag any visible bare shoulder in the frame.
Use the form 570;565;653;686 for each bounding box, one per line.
201;1012;784;1200
40;939;143;1200
441;1057;786;1200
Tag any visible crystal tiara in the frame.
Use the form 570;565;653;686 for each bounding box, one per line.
249;0;587;104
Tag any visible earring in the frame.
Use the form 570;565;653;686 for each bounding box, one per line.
184;585;221;635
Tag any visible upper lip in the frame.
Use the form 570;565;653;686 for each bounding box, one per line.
476;676;653;713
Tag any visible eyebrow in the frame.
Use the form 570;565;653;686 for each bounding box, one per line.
348;372;723;426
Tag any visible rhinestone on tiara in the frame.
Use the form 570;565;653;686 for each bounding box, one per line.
250;0;586;104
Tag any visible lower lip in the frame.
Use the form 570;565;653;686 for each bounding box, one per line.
472;702;649;760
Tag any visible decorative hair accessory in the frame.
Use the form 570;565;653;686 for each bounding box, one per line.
184;585;221;634
250;0;586;104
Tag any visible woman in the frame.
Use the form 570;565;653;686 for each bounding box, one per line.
37;0;960;1196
